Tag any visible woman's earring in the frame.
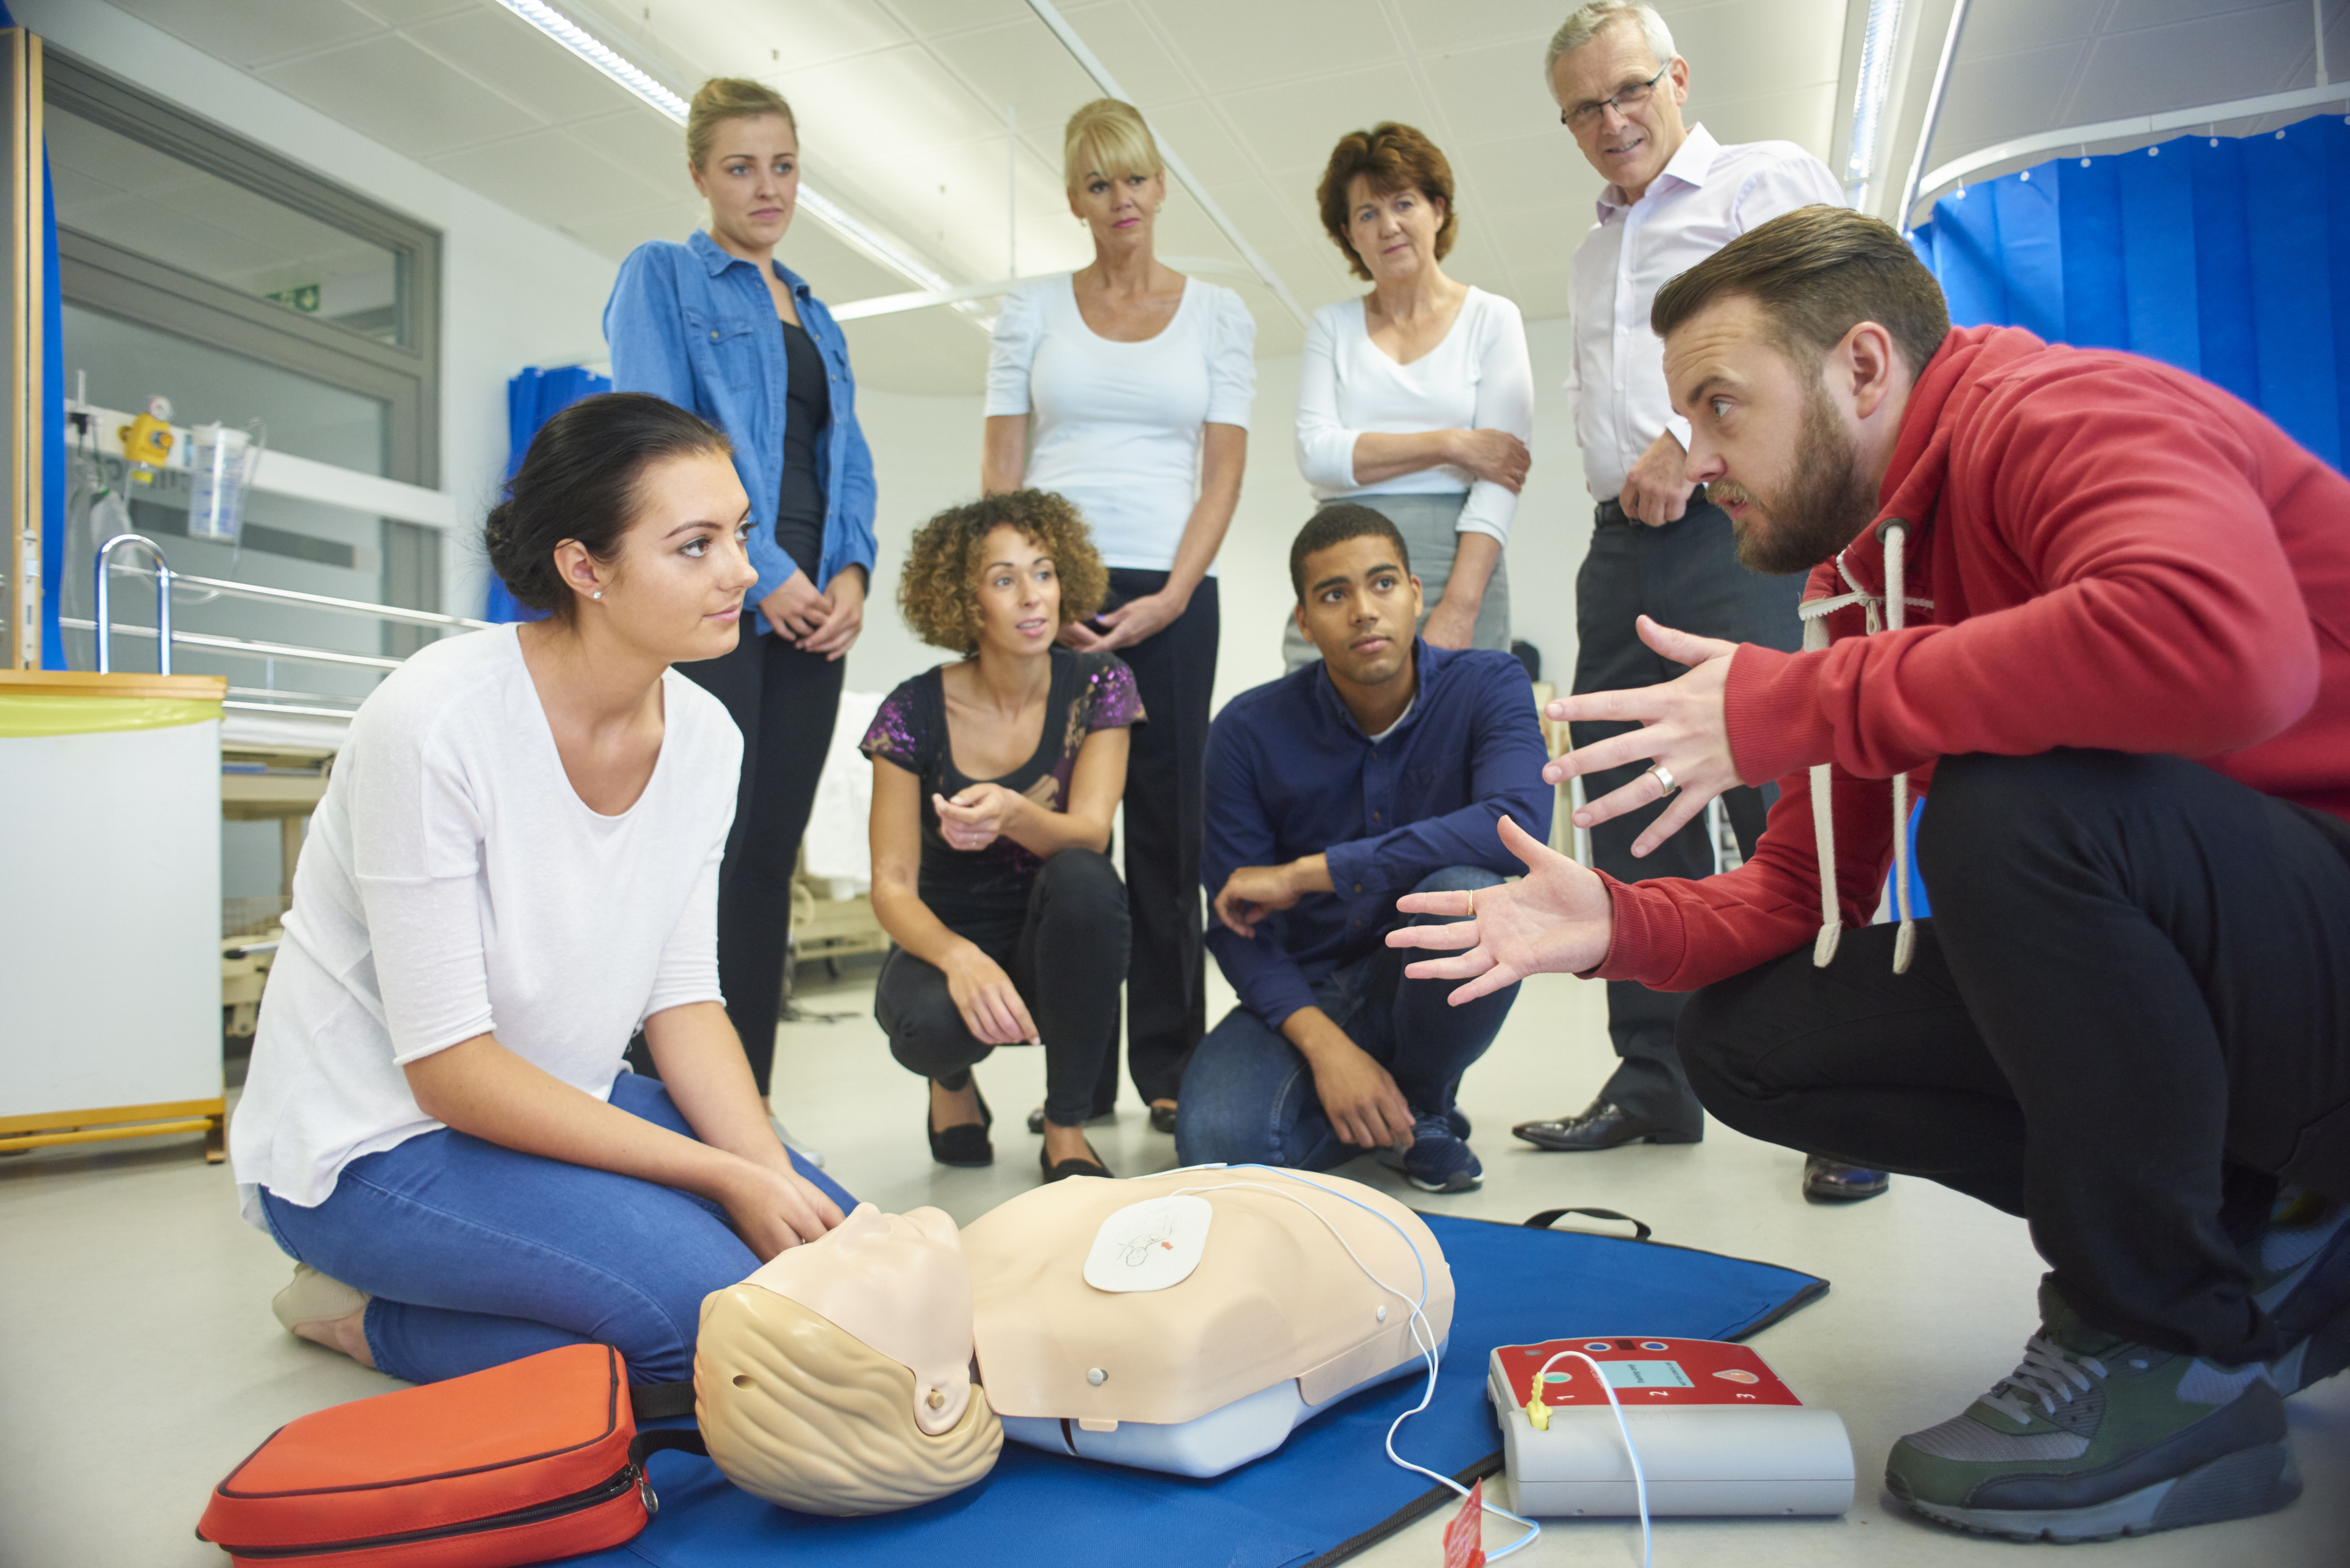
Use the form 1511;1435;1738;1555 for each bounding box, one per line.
591;590;603;600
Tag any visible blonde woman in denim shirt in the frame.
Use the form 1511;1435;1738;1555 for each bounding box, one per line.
605;78;877;1108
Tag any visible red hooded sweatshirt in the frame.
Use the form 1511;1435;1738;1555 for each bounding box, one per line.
1595;324;2350;992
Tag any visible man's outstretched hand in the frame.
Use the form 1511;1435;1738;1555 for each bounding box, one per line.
1543;615;1739;859
1386;815;1615;1004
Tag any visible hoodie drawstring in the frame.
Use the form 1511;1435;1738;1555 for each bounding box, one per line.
1796;520;1930;973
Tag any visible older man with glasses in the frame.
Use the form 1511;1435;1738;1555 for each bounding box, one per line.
1515;1;1881;1201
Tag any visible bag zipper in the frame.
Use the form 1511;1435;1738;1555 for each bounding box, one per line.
214;1463;644;1559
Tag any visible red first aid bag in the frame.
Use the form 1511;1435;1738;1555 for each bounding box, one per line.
195;1343;705;1567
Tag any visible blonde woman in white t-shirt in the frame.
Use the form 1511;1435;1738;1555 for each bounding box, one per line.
981;99;1257;1134
232;393;850;1402
1290;122;1535;671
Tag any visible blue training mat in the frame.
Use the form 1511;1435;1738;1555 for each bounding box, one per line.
582;1212;1827;1568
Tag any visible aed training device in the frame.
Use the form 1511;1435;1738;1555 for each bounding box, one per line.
1488;1337;1854;1518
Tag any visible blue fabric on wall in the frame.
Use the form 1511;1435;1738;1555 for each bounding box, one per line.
1910;113;2350;470
483;365;611;623
573;1213;1827;1568
38;143;62;670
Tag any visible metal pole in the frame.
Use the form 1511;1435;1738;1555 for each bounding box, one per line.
94;532;172;675
1007;103;1018;278
1897;0;1971;231
2317;0;2331;86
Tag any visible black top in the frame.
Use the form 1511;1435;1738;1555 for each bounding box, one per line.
775;318;831;583
861;649;1146;935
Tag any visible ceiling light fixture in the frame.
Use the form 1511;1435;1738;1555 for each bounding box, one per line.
492;0;953;296
1844;0;1905;211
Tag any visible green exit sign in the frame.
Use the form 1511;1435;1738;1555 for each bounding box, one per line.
265;283;321;313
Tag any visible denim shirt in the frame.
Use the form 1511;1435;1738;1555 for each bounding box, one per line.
604;231;878;635
1201;641;1553;1031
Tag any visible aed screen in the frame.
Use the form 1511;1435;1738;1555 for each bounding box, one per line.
1597;1360;1693;1389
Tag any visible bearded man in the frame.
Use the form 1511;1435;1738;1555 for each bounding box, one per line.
1389;203;2350;1544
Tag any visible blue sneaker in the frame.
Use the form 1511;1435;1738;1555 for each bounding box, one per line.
1391;1114;1481;1195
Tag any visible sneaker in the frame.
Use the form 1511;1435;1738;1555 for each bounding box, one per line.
2249;1188;2350;1396
1885;1280;2301;1542
1380;1114;1482;1195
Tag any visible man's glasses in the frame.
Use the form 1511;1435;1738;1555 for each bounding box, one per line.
1560;63;1669;131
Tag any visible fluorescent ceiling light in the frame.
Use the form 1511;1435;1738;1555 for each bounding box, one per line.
492;0;953;297
1846;0;1904;196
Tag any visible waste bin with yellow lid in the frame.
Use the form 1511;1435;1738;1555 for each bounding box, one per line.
1;669;230;1160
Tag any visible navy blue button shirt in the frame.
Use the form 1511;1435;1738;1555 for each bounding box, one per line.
1202;640;1552;1030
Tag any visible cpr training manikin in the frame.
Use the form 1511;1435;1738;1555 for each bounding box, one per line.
695;1169;1455;1514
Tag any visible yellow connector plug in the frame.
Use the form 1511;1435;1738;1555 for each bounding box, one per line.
1526;1390;1549;1432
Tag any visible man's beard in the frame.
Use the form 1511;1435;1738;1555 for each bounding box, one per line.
1713;384;1879;575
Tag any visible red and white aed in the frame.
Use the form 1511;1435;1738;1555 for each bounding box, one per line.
1486;1336;1854;1518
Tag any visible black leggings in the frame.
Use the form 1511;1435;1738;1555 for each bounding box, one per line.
875;848;1131;1127
1680;749;2350;1364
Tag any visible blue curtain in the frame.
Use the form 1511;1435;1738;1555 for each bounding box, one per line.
1909;111;2350;471
482;364;611;623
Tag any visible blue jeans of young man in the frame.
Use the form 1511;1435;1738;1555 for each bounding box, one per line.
1176;866;1519;1170
259;1071;856;1386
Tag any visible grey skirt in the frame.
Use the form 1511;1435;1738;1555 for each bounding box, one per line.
1281;490;1512;673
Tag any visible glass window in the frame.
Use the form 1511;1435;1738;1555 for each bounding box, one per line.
48;103;406;345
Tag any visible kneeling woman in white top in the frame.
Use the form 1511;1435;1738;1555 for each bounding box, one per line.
1289;122;1534;671
231;392;852;1395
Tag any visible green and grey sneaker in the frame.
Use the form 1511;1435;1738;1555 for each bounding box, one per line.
1885;1280;2301;1542
2249;1188;2350;1397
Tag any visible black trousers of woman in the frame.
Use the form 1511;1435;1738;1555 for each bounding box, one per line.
1678;749;2350;1364
875;848;1132;1127
1104;569;1219;1109
661;624;844;1096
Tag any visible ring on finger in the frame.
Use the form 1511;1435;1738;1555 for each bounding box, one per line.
1649;761;1678;796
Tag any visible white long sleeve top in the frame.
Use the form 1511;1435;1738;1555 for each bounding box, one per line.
1567;123;1844;498
1294;286;1534;544
229;625;739;1225
986;273;1257;573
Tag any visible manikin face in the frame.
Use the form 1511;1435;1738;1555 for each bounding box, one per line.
1664;294;1882;575
1294;533;1423;688
1069;164;1166;248
970;524;1062;657
1343;175;1445;284
564;449;757;661
1549;19;1691;200
692;113;800;253
746;1203;976;1436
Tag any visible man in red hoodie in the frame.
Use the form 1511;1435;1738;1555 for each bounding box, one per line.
1391;204;2350;1543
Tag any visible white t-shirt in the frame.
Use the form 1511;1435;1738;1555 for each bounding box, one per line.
1294;287;1535;544
985;273;1257;573
229;625;740;1226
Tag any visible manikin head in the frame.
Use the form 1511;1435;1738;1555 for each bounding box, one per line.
1652;206;1952;575
695;1204;1001;1515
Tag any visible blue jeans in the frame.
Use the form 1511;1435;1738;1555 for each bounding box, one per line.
1175;866;1519;1170
259;1072;856;1386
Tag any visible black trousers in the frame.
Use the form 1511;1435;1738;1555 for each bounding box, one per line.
665;625;844;1096
1105;569;1218;1107
1680;749;2350;1363
874;849;1132;1127
1571;496;1804;1133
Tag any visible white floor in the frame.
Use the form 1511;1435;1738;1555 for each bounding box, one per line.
3;963;2343;1567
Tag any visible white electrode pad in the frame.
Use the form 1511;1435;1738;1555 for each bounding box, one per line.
1083;1195;1214;1292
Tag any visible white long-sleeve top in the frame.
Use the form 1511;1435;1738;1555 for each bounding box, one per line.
229;625;739;1225
1568;123;1844;498
986;273;1257;573
1295;286;1534;544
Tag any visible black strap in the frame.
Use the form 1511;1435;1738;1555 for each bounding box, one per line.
628;1428;709;1466
1522;1206;1652;1242
628;1380;698;1422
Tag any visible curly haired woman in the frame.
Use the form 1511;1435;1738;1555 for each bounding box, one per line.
863;491;1142;1181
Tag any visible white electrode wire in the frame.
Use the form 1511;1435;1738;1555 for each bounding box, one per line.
1164;1164;1546;1558
1529;1350;1653;1568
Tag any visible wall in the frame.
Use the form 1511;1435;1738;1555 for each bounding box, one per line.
17;0;624;622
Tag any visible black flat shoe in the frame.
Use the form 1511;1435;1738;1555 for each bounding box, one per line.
1802;1154;1889;1201
928;1084;993;1167
1149;1101;1178;1136
1040;1137;1112;1182
1511;1098;1702;1152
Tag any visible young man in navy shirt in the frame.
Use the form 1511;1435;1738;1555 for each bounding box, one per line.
1177;505;1551;1192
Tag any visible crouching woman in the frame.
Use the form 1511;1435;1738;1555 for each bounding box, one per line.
864;490;1139;1182
232;392;853;1393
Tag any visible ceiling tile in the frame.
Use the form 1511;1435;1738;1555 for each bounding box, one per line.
1140;0;1403;95
1049;2;1203;108
1670;0;1848;96
777;44;1003;159
1196;176;1327;252
1420;36;1571;148
2072;1;2320;118
564;109;702;196
103;0;387;69
405;5;649;123
920;17;1110;156
2099;0;2298;27
1141;99;1262;188
1957;0;2112;57
1387;0;1580;54
1696;85;1841;161
1931;41;2090;155
557;203;707;263
347;0;478;25
1216;63;1429;181
885;0;1037;38
1450;128;1601;212
642;0;916;75
258;34;545;159
426;128;676;234
779;221;925;303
